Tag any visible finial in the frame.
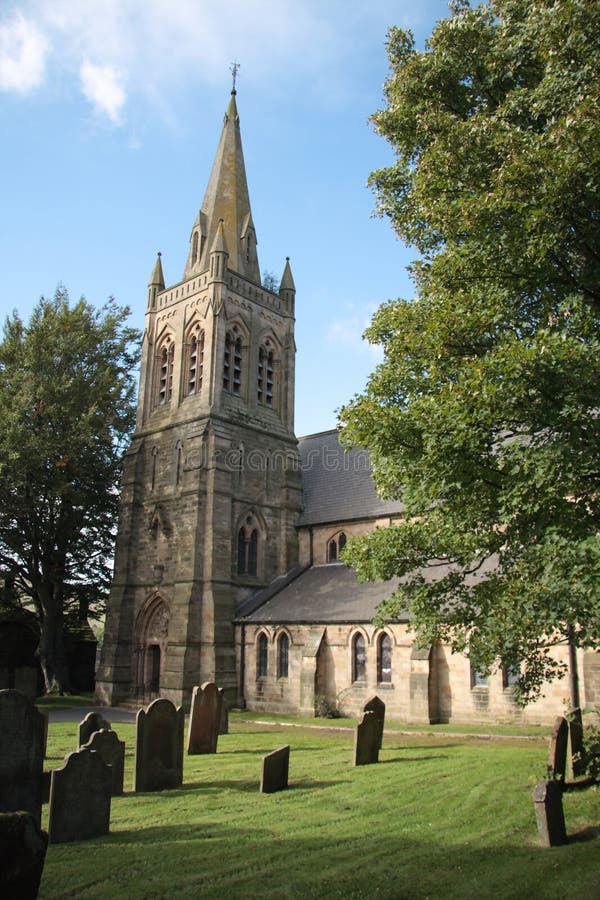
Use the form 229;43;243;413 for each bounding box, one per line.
158;251;162;257
230;61;240;94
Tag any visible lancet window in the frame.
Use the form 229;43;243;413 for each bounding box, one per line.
377;633;392;684
224;329;242;396
257;343;275;407
237;515;260;576
187;326;205;395
327;532;347;562
157;338;175;405
352;632;367;683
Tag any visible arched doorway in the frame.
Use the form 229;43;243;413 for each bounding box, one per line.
135;597;169;703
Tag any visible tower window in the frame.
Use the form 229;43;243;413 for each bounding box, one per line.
158;340;175;405
187;328;205;395
352;633;366;683
377;633;392;684
192;231;199;263
224;330;243;396
237;516;260;576
258;344;275;407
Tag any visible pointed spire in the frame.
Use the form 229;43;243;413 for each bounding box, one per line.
279;257;295;294
147;252;165;310
210;218;229;254
184;92;260;283
148;252;165;289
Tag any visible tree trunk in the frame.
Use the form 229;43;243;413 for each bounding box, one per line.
36;595;71;695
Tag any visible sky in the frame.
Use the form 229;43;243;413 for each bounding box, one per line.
1;0;453;436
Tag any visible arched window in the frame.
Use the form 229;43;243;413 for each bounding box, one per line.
187;327;205;395
237;516;261;576
224;329;243;395
377;633;392;684
157;340;175;405
328;532;347;562
192;231;199;263
352;633;366;683
278;633;289;679
257;343;275;407
257;633;268;678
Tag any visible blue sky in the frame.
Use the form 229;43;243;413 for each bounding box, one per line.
1;0;452;436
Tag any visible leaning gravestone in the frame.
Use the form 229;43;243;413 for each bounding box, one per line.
78;710;111;748
0;811;48;900
566;707;585;778
48;748;112;844
354;710;380;766
0;689;45;826
260;745;290;794
82;729;125;796
363;695;386;750
547;715;569;782
187;682;223;754
533;780;567;847
134;698;184;792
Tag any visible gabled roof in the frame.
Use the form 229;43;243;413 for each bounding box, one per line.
236;563;407;624
298;430;404;526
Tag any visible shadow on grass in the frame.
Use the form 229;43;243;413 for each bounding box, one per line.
378;755;450;764
569;825;600;843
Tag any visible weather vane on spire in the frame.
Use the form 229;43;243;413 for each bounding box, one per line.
230;62;240;94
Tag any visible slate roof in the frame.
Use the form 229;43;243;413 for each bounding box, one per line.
297;430;404;526
236;563;408;624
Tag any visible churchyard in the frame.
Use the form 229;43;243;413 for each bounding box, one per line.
21;703;600;898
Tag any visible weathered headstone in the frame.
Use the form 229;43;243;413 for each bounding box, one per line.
0;811;48;900
260;745;290;794
354;710;380;766
82;729;125;796
78;710;111;748
218;688;229;735
533;780;567;847
0;689;45;826
48;748;112;844
187;681;223;754
134;697;184;792
547;715;569;782
363;695;385;750
566;707;585;779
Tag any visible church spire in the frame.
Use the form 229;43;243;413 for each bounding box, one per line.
184;91;260;283
147;251;165;309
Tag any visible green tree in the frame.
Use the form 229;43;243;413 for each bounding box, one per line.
0;288;140;693
339;0;600;703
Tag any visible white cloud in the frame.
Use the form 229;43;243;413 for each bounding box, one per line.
0;13;48;93
0;0;407;122
326;313;383;363
80;60;126;124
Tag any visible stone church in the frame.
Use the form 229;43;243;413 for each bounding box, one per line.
96;91;599;726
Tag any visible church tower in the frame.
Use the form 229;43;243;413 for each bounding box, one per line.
96;89;302;708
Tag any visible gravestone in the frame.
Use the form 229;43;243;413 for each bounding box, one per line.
354;710;380;766
187;682;223;754
547;715;569;782
260;745;290;794
134;698;184;792
533;780;567;847
363;695;385;750
0;689;45;826
219;688;229;735
39;709;48;759
78;710;111;748
0;811;48;900
82;729;125;796
566;707;585;778
48;748;112;844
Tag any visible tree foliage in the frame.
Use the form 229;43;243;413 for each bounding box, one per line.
0;288;140;693
339;0;600;703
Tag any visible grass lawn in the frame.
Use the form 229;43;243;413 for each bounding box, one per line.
38;717;599;899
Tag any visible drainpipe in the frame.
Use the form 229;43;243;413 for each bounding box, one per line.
239;621;246;708
567;625;580;709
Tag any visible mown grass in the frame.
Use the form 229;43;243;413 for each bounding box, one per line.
38;715;600;899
